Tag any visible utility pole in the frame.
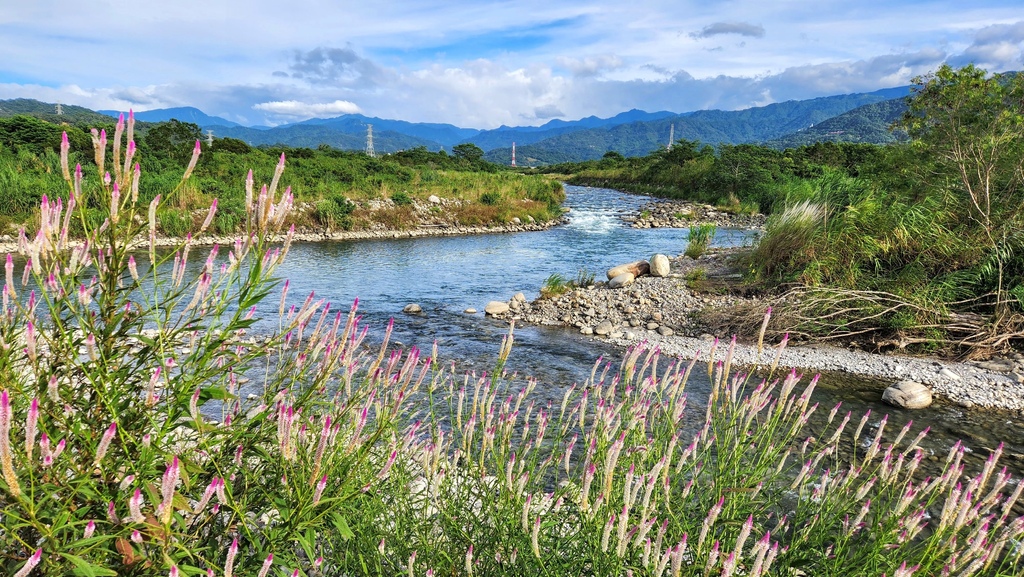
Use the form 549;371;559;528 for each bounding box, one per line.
365;124;375;158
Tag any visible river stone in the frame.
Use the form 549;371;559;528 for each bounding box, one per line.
607;260;650;280
657;326;675;336
484;301;510;316
428;195;441;204
650;254;671;277
882;380;933;409
464;308;477;314
403;303;423;314
594;320;615;336
608;273;635;289
512;292;527;302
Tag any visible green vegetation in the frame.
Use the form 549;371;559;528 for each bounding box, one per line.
685;223;717;259
540;268;598;298
0;114;564;237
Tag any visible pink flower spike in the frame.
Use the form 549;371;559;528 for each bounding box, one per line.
257;555;274;577
25;398;39;461
160;456;181;523
84;520;96;539
130;488;145;523
94;422;117;465
12;548;42;577
168;566;179;577
225;537;239;577
313;474;327;505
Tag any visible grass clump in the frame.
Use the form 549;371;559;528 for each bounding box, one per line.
685;223;717;258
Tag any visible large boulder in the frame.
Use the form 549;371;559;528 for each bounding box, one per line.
403;303;423;314
608;273;635;289
650;254;671;277
882;380;933;409
607;260;650;280
484;301;510;316
594;320;615;336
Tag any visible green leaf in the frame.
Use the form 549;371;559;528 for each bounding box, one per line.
331;512;355;540
60;553;120;576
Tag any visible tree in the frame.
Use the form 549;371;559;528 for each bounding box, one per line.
451;143;484;163
143;119;203;164
903;64;1024;320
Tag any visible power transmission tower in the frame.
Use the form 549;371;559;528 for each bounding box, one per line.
511;142;516;167
667;124;674;150
55;102;63;116
206;130;214;146
365;124;375;158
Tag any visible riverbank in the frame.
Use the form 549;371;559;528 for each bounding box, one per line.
486;248;1024;414
0;197;569;254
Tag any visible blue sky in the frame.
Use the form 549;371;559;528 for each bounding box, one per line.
1;1;1022;128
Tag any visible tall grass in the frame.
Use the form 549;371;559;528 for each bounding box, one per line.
0;118;1021;576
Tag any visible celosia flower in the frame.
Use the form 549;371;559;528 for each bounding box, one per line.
25;398;38;461
224;537;238;577
0;390;20;497
84;520;96;539
129;488;145;523
93;422;117;465
257;554;273;577
12;548;41;577
159;456;180;525
313;475;327;505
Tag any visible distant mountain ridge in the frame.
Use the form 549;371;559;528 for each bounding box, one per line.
4;86;914;164
98;107;242;128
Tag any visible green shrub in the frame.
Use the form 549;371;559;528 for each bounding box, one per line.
480;190;501;205
313;194;356;230
391;190;413;206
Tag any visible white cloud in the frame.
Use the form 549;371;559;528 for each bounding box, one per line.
252;100;362;117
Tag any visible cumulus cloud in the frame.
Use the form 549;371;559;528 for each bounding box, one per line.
948;20;1024;71
253;99;362;117
555;54;623;77
694;21;765;39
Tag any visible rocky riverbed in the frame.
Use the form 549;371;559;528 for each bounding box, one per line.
625;199;767;229
485;249;1024;414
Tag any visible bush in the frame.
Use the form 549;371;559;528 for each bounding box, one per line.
480;190;501;205
391;190;413;206
313;193;356;230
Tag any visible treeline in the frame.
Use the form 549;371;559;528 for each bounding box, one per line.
0;115;564;236
548;140;887;214
553;64;1024;353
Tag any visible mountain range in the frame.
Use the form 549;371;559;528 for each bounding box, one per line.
2;86;913;165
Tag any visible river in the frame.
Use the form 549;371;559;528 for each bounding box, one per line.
264;184;1024;477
